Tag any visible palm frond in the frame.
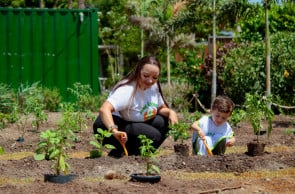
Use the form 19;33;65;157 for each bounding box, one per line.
171;33;196;50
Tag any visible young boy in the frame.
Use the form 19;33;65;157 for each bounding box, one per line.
191;95;236;155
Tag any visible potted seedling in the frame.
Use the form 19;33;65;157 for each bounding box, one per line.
130;134;161;183
89;128;116;158
168;122;190;156
168;111;203;156
244;93;274;156
34;103;77;183
34;127;77;183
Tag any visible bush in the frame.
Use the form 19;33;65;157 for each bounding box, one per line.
42;87;62;112
222;32;295;109
161;82;194;112
0;83;16;114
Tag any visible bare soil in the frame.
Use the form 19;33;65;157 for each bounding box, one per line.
0;112;295;194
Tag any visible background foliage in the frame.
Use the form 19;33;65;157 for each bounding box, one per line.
1;0;295;113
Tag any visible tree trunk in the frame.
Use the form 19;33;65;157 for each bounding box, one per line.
265;0;271;98
211;0;217;103
78;0;85;9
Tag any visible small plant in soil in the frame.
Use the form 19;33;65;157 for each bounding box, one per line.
138;134;160;175
168;121;190;156
18;82;48;131
130;135;161;183
34;103;77;183
0;146;4;154
89;128;115;158
243;93;274;156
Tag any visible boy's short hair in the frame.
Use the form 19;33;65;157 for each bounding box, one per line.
211;96;234;114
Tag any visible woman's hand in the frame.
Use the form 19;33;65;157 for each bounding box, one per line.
113;130;128;144
168;109;178;125
158;106;178;125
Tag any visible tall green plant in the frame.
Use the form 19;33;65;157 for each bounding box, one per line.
244;93;274;142
42;87;62;112
67;82;96;111
0;83;15;114
17;82;47;131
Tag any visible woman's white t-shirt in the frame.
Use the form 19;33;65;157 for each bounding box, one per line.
107;81;164;122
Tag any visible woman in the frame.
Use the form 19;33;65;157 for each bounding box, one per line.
93;56;178;158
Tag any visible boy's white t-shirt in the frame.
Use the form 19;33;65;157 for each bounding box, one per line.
107;81;164;122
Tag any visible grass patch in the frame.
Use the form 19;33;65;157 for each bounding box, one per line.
163;167;295;180
0;152;34;160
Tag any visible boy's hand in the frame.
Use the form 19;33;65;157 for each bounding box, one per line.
191;121;205;140
226;137;236;147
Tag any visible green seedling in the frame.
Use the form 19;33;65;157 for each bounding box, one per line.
0;146;4;154
34;103;76;175
138;135;160;175
89;128;115;158
168;122;190;143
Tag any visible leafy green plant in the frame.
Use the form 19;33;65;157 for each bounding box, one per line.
58;102;87;134
185;110;203;123
34;129;57;160
17;82;48;131
138;135;160;175
229;109;246;128
67;83;98;132
34;127;73;175
0;83;15;114
42;87;62;112
89;128;115;158
34;105;76;175
168;122;190;143
223;32;295;108
244;93;274;142
0;112;8;129
67;82;99;112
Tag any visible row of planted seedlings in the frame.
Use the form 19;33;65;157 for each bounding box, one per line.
0;82;163;184
34;104;162;183
0;82;100;183
1;81;277;183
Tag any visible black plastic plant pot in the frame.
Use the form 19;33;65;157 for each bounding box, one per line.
44;174;77;184
89;150;102;158
130;173;161;183
16;137;24;142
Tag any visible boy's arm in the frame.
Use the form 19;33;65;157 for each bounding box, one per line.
191;121;205;140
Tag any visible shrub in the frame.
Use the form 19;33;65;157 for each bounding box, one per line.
222;32;295;109
42;87;62;112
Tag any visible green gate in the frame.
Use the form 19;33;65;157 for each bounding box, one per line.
0;8;99;101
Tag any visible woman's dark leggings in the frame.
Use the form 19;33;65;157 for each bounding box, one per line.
93;114;169;156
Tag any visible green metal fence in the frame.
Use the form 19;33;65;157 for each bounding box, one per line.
0;8;99;101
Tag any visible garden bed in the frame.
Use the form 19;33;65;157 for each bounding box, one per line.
0;113;294;194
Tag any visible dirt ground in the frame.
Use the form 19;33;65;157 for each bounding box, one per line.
0;112;295;194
